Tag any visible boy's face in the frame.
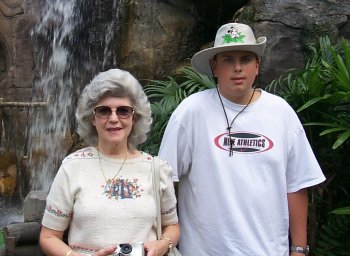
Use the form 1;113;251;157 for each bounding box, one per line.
210;50;260;104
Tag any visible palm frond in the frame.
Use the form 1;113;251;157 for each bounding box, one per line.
313;215;350;256
140;67;215;154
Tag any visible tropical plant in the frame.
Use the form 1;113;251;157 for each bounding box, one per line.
267;37;350;149
298;38;350;150
266;36;350;254
311;214;350;256
140;66;215;155
0;230;4;248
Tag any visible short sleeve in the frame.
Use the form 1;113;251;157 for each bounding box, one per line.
159;108;193;181
286;128;326;192
158;157;178;226
41;165;74;231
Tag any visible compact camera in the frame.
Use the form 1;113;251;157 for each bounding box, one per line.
112;242;144;256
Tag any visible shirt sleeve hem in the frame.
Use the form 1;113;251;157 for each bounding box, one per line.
287;176;326;193
41;213;70;231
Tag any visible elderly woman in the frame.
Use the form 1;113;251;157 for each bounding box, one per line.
40;69;180;256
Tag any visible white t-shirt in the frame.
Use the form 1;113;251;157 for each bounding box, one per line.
159;88;325;256
42;147;178;255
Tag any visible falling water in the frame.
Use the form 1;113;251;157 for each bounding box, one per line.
27;0;125;192
102;0;125;70
0;0;125;229
28;0;80;192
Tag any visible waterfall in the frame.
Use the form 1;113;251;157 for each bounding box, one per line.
0;0;125;230
102;0;122;70
28;0;80;192
27;0;124;192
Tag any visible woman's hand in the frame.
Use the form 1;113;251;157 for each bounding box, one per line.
92;245;117;256
144;239;169;256
144;223;180;255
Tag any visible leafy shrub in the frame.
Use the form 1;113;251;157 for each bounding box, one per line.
140;66;215;155
266;36;350;254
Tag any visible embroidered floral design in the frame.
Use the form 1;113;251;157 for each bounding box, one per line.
66;147;94;160
102;176;143;200
46;205;73;218
161;206;176;215
70;245;97;253
142;151;153;161
222;26;245;44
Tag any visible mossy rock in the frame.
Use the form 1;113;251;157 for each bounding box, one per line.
0;177;16;196
0;151;16;171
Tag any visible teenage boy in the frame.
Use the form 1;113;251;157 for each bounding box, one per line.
159;23;325;256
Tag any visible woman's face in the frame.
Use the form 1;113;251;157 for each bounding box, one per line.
92;96;134;148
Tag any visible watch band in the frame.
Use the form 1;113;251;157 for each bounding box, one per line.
291;245;310;255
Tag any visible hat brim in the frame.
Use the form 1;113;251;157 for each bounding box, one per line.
191;37;267;76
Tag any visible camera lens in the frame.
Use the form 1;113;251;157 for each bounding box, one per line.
119;243;132;254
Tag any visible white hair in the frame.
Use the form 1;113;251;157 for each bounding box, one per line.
75;69;152;148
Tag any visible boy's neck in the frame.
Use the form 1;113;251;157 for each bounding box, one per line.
223;88;261;105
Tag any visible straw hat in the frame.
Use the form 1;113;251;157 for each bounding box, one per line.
191;23;267;76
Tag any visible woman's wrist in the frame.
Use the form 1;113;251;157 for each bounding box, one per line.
160;235;173;252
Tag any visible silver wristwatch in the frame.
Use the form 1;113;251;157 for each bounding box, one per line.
291;245;310;255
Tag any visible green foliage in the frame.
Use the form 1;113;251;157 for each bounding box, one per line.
0;230;4;248
300;38;350;150
312;215;350;256
140;66;215;155
332;206;350;215
267;37;350;149
266;36;350;255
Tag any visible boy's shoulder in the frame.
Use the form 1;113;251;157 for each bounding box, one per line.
261;90;292;107
180;88;216;106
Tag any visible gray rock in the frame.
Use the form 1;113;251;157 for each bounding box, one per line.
23;190;47;223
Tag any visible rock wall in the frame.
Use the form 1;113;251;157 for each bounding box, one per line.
0;0;33;102
118;0;246;79
236;0;350;86
0;0;35;201
1;0;350;96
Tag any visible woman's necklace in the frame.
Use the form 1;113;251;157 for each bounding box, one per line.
216;87;256;156
96;147;128;199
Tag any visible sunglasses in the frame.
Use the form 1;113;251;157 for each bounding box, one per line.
93;105;134;119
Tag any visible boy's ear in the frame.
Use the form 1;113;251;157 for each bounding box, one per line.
256;58;261;75
210;59;217;77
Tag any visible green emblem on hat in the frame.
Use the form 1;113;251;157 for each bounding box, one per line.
222;26;245;44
